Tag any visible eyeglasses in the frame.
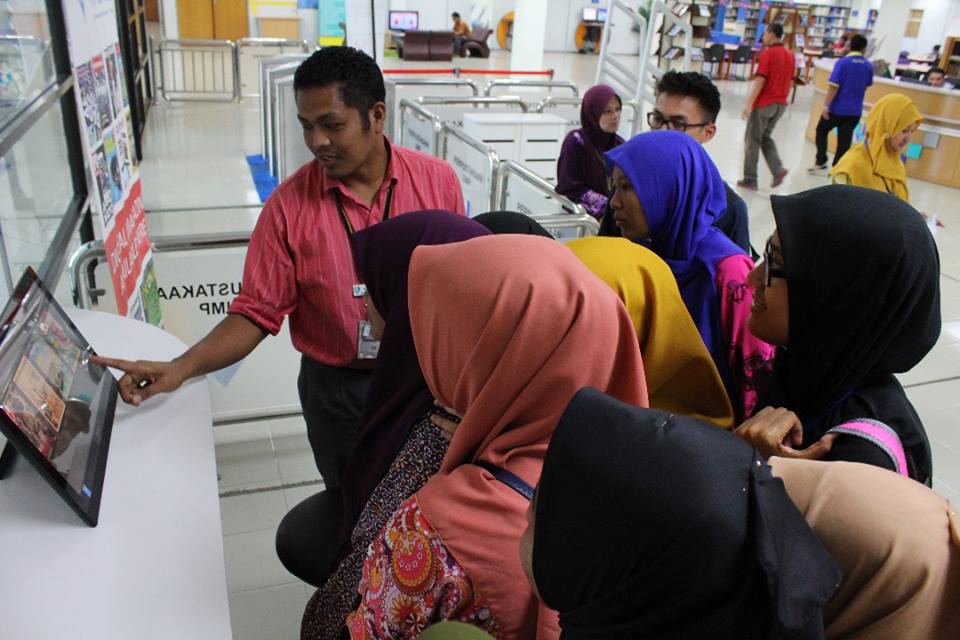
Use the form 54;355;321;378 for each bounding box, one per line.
763;237;787;287
646;111;711;132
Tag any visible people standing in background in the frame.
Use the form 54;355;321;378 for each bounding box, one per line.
452;12;471;56
556;84;624;219
738;23;794;191
829;93;920;201
809;34;873;174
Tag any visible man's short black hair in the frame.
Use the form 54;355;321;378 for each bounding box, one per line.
293;47;386;129
767;23;783;39
849;34;868;52
452;12;461;18
655;71;722;122
929;67;946;76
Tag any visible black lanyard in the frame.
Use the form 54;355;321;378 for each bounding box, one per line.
332;181;395;238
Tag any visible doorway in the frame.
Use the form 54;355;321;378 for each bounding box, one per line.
176;0;249;41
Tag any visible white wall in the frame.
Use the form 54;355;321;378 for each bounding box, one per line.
389;0;473;31
872;0;913;62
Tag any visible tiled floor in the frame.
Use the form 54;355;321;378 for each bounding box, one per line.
213;416;322;640
136;49;960;638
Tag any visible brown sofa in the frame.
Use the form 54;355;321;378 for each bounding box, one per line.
398;30;455;61
463;27;492;58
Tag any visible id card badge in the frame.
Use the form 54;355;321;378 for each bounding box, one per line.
357;320;380;359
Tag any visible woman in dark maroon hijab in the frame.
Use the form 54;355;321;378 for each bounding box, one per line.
555;84;625;219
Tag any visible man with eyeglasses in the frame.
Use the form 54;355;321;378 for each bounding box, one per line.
601;71;753;255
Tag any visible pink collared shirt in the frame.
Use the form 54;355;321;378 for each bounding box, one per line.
229;140;465;367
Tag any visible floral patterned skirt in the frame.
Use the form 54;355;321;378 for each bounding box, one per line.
301;414;447;640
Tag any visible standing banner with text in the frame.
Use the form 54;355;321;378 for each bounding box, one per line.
63;0;161;326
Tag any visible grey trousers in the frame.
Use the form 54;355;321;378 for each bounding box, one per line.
743;103;787;184
298;356;371;489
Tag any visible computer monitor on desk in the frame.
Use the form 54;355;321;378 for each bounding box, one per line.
0;268;117;526
388;10;419;32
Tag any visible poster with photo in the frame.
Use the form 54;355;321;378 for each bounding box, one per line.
124;111;138;169
92;55;112;128
104;133;123;203
63;0;161;325
113;43;129;108
113;117;132;184
75;62;100;145
92;144;114;226
105;48;123;118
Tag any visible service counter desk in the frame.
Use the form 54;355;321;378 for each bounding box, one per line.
0;310;231;639
806;60;960;188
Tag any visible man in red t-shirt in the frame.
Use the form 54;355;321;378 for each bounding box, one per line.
737;23;795;190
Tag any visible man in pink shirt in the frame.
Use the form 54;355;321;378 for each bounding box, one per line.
94;47;465;488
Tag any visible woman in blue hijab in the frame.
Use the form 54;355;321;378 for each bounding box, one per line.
605;130;774;420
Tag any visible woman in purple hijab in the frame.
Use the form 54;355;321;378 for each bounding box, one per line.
287;211;490;639
605;131;775;422
556;84;625;219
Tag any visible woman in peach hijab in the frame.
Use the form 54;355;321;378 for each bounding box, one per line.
345;235;648;638
770;457;960;639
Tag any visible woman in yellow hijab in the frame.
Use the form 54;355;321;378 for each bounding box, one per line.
829;93;921;202
568;236;734;429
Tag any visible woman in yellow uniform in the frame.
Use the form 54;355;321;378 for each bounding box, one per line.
829;93;921;202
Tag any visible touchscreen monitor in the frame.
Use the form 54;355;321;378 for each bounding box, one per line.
583;7;598;21
0;268;117;526
388;10;419;31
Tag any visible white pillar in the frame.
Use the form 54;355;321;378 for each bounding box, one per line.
510;0;548;71
915;0;950;57
872;0;913;63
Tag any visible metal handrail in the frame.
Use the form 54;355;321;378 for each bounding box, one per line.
236;38;311;99
388;78;480;95
440;124;500;213
275;76;296;180
596;0;649;102
530;213;600;237
398;98;444;152
237;37;310;50
259;54;310;157
156;38;238;101
535;96;644;136
495;160;588;217
70;232;255;309
417;96;530;112
483;79;580;97
264;62;302;175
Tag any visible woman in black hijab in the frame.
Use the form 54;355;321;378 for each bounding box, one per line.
473;210;554;237
741;185;940;484
521;387;840;639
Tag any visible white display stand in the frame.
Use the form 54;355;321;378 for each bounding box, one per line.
462;113;567;181
0;310;231;640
